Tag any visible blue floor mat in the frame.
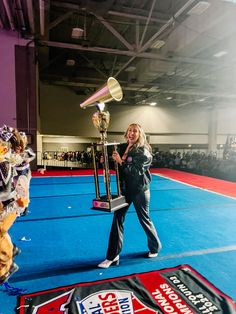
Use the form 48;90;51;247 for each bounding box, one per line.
1;174;236;314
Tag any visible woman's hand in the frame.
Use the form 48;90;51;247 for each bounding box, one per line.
112;150;122;165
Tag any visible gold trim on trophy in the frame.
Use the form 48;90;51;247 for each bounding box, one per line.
80;77;128;212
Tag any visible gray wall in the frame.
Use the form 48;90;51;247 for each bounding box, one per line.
38;83;236;156
40;83;209;140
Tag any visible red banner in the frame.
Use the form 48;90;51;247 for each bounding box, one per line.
17;265;236;314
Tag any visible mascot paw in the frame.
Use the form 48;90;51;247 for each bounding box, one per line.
16;198;29;208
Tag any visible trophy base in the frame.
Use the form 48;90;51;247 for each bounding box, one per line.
92;195;128;212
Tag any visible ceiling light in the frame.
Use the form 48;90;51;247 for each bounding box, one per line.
151;40;165;49
148;86;159;91
222;0;236;3
166;97;172;100
66;59;75;66
213;51;228;58
177;101;192;107
125;66;136;72
188;1;210;15
167;71;175;76
198;98;206;102
71;27;84;39
149;102;157;106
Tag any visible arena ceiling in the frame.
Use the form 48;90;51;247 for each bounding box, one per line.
1;0;236;109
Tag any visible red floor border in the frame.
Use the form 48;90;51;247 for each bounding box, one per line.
152;168;236;198
32;168;236;198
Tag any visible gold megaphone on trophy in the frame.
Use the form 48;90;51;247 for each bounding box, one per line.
80;77;123;109
80;77;123;141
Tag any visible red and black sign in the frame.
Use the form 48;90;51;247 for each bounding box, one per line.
17;265;236;313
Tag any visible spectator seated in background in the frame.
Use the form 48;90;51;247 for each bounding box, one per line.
151;150;236;182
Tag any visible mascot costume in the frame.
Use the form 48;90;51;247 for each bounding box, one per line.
14;132;35;216
0;125;29;284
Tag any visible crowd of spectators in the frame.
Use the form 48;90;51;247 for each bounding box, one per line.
42;148;236;182
152;150;236;181
43;150;93;165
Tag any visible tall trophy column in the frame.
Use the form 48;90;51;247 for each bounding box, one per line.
80;77;128;212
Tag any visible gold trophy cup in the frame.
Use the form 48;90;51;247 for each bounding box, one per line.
80;77;128;212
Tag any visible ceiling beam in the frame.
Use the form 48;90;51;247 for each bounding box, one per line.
115;56;136;77
77;53;107;78
139;0;156;48
139;0;196;53
0;15;3;29
51;1;170;23
2;0;15;30
25;0;35;34
40;77;236;100
135;20;139;49
51;1;169;24
39;0;45;36
39;40;218;66
161;89;236;99
107;10;168;24
109;5;170;22
51;1;84;10
47;11;74;31
93;13;134;51
15;0;26;32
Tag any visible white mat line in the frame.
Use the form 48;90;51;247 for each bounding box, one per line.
157;245;236;261
152;173;236;200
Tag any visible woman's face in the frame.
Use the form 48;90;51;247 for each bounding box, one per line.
127;125;140;145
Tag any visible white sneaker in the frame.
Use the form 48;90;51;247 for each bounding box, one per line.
148;252;158;258
98;256;119;268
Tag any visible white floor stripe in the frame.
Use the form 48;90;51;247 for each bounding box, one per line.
157;245;236;261
152;173;236;200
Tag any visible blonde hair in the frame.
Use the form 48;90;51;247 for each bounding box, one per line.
124;123;152;152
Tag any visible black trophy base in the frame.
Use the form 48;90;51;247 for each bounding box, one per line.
92;195;128;212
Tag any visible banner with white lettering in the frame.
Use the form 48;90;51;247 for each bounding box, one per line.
17;265;236;314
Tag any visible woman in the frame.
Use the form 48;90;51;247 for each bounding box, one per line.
98;123;162;268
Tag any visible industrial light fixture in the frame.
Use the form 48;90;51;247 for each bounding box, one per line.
71;6;85;39
151;40;165;49
125;66;136;72
222;0;236;3
149;102;157;106
166;96;172;100
188;1;210;15
71;27;84;39
66;59;76;66
213;51;228;58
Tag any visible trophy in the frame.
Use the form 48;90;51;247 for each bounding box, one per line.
80;77;128;212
